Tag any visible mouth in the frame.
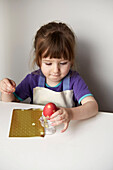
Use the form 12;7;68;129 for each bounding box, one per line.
51;74;60;77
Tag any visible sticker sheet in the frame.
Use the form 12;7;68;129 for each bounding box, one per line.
9;108;45;137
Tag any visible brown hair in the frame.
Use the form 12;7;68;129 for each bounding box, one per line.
32;22;76;68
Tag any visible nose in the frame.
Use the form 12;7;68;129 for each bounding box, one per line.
53;63;60;73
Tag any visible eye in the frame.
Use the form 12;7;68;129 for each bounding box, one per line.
60;62;68;65
45;62;52;65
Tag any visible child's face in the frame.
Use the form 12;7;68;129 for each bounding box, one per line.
40;57;71;86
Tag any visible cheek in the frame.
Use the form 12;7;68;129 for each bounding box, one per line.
41;64;50;75
61;66;70;75
64;64;71;71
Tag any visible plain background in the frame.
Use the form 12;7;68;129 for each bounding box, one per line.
0;0;113;112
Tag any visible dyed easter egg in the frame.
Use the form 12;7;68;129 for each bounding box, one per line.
43;102;58;117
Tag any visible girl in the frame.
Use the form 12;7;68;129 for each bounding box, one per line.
0;22;98;132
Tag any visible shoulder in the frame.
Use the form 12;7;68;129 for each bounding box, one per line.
26;69;41;80
30;69;41;77
70;70;81;82
69;70;87;89
20;69;42;86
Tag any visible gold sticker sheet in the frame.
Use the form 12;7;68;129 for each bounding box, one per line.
9;108;45;137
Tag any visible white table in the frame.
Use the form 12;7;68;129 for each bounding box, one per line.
0;101;113;170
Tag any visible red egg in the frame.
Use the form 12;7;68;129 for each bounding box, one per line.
43;102;58;117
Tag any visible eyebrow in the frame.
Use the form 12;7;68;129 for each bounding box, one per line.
42;59;52;62
42;59;68;62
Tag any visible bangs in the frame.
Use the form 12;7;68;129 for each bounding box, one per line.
40;31;73;61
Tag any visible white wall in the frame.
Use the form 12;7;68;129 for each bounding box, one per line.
0;0;113;112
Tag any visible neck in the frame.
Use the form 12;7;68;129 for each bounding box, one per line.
46;79;61;87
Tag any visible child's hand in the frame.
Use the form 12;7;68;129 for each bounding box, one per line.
49;107;72;133
0;78;16;94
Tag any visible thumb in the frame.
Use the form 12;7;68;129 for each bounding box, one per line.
9;79;16;88
61;122;69;133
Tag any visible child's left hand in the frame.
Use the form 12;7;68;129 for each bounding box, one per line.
49;107;71;133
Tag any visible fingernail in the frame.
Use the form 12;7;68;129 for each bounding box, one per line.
8;84;11;87
7;87;11;91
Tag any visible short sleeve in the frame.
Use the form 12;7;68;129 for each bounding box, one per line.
71;72;93;104
14;74;32;101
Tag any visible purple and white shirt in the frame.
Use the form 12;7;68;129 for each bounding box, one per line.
14;69;93;105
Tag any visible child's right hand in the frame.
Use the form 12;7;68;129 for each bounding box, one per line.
0;78;16;94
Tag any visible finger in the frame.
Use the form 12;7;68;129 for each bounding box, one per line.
0;88;14;94
50;109;62;119
4;79;15;91
0;88;13;94
1;81;15;93
50;114;64;122
51;119;64;126
3;78;12;87
10;80;16;88
61;122;69;133
4;78;16;89
0;81;10;92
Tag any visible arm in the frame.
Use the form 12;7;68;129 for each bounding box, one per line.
50;96;98;132
50;72;98;132
67;96;98;120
